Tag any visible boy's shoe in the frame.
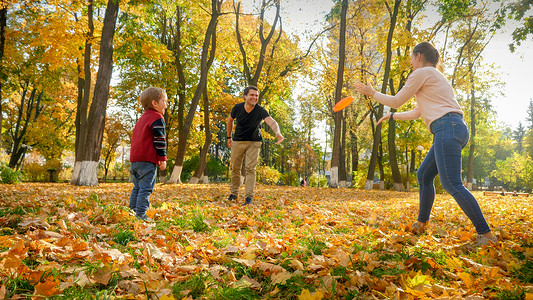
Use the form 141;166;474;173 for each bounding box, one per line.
128;208;137;216
137;214;154;222
228;194;237;201
243;197;252;205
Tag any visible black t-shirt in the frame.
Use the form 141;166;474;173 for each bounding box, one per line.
230;102;270;141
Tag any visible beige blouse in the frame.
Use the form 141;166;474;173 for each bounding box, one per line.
372;66;463;129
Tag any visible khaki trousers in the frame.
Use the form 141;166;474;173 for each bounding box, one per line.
230;141;261;198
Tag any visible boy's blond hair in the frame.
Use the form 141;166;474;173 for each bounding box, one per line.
139;87;166;110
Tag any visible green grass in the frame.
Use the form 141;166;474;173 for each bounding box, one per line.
155;220;172;231
2;276;34;297
172;272;209;298
22;256;40;269
52;274;122;299
168;209;212;232
270;275;316;299
190;210;210;233
112;228;136;246
0;227;14;236
171;215;189;229
370;266;405;278
345;290;361;300
495;286;525;300
303;237;327;255
51;286;96;299
213;286;259;299
213;233;234;249
333;226;351;234
512;258;533;283
0;205;39;217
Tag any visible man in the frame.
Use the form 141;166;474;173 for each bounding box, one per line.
227;86;284;205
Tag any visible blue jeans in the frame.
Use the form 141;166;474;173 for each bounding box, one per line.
129;161;157;218
417;113;491;234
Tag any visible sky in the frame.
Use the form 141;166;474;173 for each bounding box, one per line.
249;0;533;130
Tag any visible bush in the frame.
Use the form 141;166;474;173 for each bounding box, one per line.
280;171;299;186
0;164;22;184
183;155;227;182
309;173;328;187
352;170;367;189
257;165;281;185
22;160;62;182
207;157;227;180
22;162;48;182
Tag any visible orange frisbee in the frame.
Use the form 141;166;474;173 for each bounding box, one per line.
333;96;354;112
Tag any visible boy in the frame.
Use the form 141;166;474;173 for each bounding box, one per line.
129;87;168;221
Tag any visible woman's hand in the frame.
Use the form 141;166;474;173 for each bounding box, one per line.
376;113;392;125
354;82;376;97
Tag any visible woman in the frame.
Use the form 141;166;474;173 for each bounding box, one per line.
354;42;497;246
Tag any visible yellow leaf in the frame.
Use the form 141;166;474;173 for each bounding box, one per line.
445;257;463;270
270;287;280;296
525;292;533;300
458;272;474;289
407;271;431;288
298;288;324;300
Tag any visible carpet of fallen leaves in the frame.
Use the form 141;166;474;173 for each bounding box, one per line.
0;183;532;299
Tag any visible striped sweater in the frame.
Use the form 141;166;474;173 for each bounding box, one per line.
130;108;167;165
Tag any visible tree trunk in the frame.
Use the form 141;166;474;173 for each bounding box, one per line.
169;0;220;184
175;7;186;149
339;114;347;187
410;149;416;172
71;0;93;185
388;108;404;191
405;148;410;191
74;0;119;186
9;87;43;169
378;142;385;190
234;0;280;88
365;0;400;190
330;0;348;188
466;72;476;190
190;88;212;184
0;6;6;151
387;77;404;191
351;132;358;175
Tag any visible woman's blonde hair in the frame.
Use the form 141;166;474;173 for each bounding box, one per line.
139;87;166;110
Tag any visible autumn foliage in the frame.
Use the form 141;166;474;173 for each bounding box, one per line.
0;183;532;299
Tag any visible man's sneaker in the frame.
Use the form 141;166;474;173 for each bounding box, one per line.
228;194;237;201
243;197;252;205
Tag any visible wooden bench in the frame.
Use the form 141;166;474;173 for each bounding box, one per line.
483;191;529;197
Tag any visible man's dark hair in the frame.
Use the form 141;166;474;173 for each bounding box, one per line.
243;86;259;96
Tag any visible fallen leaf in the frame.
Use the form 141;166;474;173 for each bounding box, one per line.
34;279;61;297
298;288;324;300
271;272;292;285
458;272;475;289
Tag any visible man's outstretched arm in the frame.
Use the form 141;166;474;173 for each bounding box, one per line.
264;116;283;144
